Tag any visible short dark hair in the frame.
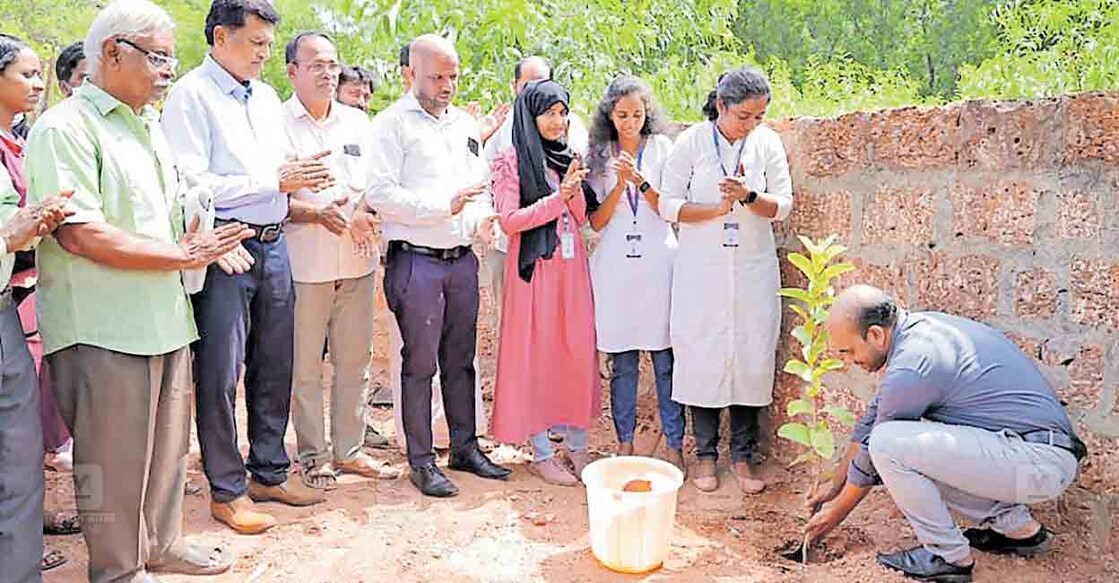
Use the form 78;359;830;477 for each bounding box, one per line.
204;0;281;46
513;56;551;83
398;43;410;67
855;298;898;338
284;31;332;65
55;41;84;83
0;33;29;73
338;65;375;91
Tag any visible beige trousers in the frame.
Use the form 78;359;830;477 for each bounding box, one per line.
291;273;377;468
49;344;191;583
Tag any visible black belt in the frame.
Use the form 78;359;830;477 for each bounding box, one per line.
1019;429;1088;461
214;218;286;243
390;240;471;261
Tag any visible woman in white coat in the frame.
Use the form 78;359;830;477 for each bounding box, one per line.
586;76;684;473
659;67;793;494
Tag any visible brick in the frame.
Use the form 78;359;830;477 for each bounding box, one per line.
958;99;1061;171
1004;332;1043;362
1055;191;1102;239
1070;259;1119;328
796;113;869;177
788;188;853;240
914;253;999;320
950;181;1040;245
837;259;907;304
868;105;959;169
1063;92;1119;165
1058;344;1105;409
1014;268;1057;319
862;186;935;245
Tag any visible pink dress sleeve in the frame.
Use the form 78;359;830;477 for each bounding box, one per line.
490;149;567;235
564;186;588;225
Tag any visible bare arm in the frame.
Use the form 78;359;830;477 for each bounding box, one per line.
54;220;253;272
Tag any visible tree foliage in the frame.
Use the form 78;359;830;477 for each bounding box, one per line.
1;0;1116;121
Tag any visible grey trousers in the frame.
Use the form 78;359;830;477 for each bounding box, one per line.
0;303;44;583
291;274;377;468
49;344;192;583
869;421;1079;564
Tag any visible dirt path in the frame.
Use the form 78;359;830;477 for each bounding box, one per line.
42;291;1117;582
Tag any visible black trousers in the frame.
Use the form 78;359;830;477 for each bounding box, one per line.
690;405;763;464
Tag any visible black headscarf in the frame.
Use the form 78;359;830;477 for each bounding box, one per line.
511;79;598;283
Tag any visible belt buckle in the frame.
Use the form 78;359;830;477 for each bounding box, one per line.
1047;430;1055;447
259;224;281;243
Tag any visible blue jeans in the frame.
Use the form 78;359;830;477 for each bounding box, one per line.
531;426;587;461
192;235;295;502
609;349;685;450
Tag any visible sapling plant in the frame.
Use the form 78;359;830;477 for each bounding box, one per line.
777;235;857;564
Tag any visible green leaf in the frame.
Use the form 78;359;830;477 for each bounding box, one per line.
783;359;813;382
796;235;820;256
823;406;858;427
778;422;811;446
790;304;810;323
821;262;856;282
786;398;813;417
810;427;836;459
791;325;812;349
788;252;814;278
820;358;846;371
778;288;812;304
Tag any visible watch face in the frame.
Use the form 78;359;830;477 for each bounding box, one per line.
639;181;651;193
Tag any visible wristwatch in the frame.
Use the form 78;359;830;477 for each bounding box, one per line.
737;190;759;207
638;180;652;193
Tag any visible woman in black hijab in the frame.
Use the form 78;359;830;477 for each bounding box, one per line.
487;79;600;486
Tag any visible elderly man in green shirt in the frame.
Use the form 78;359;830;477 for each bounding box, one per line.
25;2;253;582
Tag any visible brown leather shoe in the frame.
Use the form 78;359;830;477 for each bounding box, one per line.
247;476;325;507
210;496;276;535
334;452;402;480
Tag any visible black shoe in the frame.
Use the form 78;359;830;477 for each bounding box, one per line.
409;464;459;498
876;546;973;583
447;446;512;481
964;526;1050;557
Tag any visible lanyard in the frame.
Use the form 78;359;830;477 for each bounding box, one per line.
615;139;646;219
712;122;746;178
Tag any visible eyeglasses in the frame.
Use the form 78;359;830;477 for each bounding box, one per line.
299;61;342;76
115;38;178;72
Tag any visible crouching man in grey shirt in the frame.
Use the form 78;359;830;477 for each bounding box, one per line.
804;285;1086;583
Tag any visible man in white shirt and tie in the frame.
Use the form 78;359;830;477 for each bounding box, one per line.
366;34;509;497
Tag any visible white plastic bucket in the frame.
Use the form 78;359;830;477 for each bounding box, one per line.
581;456;685;574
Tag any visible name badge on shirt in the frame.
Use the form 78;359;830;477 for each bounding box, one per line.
467;137;480;157
561;232;576;260
343;143;361;157
723;223;740;248
625;233;643;258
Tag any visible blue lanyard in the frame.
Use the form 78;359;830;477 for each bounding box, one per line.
712;122;746;178
616;139;646;219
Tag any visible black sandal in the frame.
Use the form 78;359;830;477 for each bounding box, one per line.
43;511;82;535
41;548;67;571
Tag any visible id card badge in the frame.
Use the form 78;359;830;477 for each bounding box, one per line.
561;232;576;259
625;233;643;258
722;223;740;248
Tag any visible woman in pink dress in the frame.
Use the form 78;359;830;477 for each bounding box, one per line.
489;80;600;486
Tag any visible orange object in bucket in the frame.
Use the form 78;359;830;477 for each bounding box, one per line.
581;456;685;574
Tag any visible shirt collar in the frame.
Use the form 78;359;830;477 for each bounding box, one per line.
285;96;341;125
401;91;454;123
884;309;911;366
78;82;158;123
201;54;253;101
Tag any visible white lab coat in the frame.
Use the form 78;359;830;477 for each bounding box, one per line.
659;121;793;407
588;134;676;353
